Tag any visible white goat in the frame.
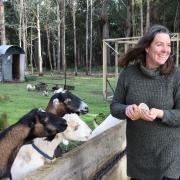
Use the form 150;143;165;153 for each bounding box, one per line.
26;84;36;91
89;114;121;139
53;88;63;94
11;113;92;180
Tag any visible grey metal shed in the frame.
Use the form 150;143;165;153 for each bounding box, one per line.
0;45;25;82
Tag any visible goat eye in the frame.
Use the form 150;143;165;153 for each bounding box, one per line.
74;125;79;131
29;121;34;128
65;98;71;104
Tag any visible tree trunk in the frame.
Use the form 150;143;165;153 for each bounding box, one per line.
53;44;56;70
37;1;43;75
174;1;180;32
22;1;28;68
72;0;77;75
126;0;132;37
89;0;93;75
61;0;66;84
140;0;143;36
0;0;6;44
85;0;89;75
131;0;135;36
56;0;61;72
19;0;23;47
22;1;26;51
101;0;110;65
146;0;150;32
45;23;53;71
30;27;34;74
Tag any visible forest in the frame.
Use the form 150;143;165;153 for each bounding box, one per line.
0;0;180;75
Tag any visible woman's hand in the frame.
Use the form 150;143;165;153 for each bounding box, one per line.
139;108;164;121
125;104;139;120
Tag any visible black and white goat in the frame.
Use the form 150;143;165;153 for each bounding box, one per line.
45;89;89;158
46;89;89;116
0;108;67;179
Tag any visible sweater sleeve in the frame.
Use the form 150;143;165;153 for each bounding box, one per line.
110;69;128;119
161;70;180;126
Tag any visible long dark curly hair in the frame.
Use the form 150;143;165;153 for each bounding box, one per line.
119;25;175;75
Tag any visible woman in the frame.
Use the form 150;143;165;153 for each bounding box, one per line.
110;25;180;180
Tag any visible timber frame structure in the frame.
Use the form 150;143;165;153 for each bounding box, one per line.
103;33;180;99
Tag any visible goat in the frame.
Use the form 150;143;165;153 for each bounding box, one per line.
46;89;89;157
26;84;36;91
89;114;121;139
11;113;92;180
46;89;89;116
0;108;67;179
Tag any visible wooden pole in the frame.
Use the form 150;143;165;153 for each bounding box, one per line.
103;40;107;99
115;42;119;82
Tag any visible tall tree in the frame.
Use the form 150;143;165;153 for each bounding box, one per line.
37;0;43;75
174;1;180;32
139;0;143;36
0;0;6;44
146;0;150;31
126;0;132;37
89;0;93;75
85;0;89;75
61;0;66;76
56;0;61;71
131;0;135;36
101;0;110;66
70;0;78;75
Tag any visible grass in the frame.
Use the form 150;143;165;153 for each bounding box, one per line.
0;73;117;129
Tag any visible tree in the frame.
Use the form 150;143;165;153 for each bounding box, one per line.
0;0;6;44
126;0;132;37
145;0;150;31
56;0;61;71
37;0;43;75
61;0;66;76
85;0;89;75
69;0;78;75
139;0;143;36
89;0;93;75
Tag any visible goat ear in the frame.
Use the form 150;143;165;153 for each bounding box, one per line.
64;98;71;104
53;98;60;108
34;114;41;124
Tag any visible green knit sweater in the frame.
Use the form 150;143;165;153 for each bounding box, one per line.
110;63;180;180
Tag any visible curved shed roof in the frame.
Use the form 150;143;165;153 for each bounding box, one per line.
0;45;25;55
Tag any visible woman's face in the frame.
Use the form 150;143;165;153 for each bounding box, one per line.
145;32;171;68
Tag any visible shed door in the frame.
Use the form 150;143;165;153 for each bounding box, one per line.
3;55;12;81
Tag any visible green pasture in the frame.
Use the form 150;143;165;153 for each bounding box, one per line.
0;74;117;129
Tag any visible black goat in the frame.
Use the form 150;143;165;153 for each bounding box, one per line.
0;108;67;179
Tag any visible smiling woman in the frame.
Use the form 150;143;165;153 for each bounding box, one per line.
110;25;180;180
145;33;171;68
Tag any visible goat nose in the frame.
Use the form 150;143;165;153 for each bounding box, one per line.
84;106;89;112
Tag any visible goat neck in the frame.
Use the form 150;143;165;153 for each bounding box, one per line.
33;133;65;159
0;124;32;178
